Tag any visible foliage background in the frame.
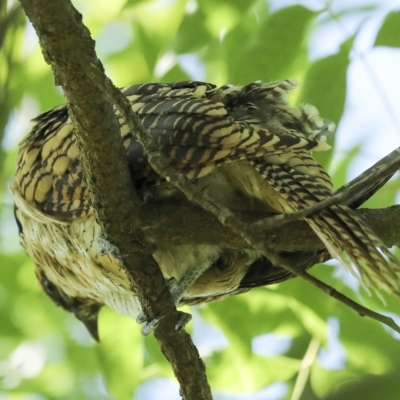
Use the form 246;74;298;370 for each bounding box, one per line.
1;0;400;399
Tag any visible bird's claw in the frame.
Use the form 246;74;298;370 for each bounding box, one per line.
136;311;147;324
137;311;163;336
167;277;182;304
97;233;122;259
141;317;162;336
175;311;192;332
136;308;191;336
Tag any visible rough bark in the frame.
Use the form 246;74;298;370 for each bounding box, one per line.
18;1;212;399
140;203;400;252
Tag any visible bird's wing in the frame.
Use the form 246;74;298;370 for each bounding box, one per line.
14;80;331;219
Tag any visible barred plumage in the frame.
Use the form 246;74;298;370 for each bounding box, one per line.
11;79;400;339
250;154;400;296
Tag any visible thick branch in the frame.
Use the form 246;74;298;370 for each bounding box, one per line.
18;1;212;399
141;203;400;252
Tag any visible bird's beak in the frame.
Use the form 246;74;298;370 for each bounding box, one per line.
81;315;100;342
75;306;101;342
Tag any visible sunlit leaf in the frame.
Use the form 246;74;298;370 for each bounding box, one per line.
374;11;400;48
96;308;143;399
227;5;316;83
310;363;359;399
299;37;352;167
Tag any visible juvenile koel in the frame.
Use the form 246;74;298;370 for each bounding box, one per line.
11;80;400;339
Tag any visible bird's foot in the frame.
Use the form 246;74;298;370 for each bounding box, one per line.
137;312;163;336
138;186;154;203
136;278;193;335
97;232;122;259
135;259;216;335
136;310;191;336
167;277;183;304
175;311;192;332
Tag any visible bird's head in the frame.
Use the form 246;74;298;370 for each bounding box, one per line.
35;268;103;342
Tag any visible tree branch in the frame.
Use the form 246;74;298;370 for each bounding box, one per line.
18;1;212;399
141;203;400;252
250;147;400;231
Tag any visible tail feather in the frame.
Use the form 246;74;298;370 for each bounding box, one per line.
307;209;400;297
327;205;400;291
250;155;400;298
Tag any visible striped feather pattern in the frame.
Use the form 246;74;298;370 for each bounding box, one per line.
11;79;398;335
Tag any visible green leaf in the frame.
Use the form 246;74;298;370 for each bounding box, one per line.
174;9;213;54
299;37;352;168
325;361;400;400
374;11;400;48
226;5;316;83
208;350;300;392
310;363;359;399
200;289;308;347
200;0;257;14
330;145;361;189
96;308;143;400
300;37;351;124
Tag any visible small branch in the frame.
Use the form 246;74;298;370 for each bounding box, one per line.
251;147;400;231
291;337;320;400
283;257;400;334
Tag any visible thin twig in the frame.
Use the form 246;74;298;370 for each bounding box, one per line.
250;147;400;231
291;337;321;400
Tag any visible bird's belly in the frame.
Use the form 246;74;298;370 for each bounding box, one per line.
17;204;142;318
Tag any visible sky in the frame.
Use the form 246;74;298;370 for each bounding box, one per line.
280;0;400;180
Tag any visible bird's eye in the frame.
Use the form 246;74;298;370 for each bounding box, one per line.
43;277;58;296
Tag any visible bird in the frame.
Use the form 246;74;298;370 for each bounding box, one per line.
11;79;400;340
28;167;395;341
